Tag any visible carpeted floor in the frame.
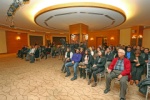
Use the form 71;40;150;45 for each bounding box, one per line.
0;54;147;100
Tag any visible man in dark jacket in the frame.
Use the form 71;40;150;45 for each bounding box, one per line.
125;47;135;60
65;48;82;81
105;47;114;69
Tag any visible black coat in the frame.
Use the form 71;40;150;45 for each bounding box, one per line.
105;52;114;61
130;56;145;80
138;78;150;95
82;54;94;68
94;56;106;69
34;49;39;58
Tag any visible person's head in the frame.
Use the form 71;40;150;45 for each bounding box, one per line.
98;51;103;57
97;47;100;52
66;48;70;52
118;49;125;58
144;48;149;54
106;47;111;53
133;46;136;49
75;48;80;53
89;47;92;51
141;47;144;51
127;47;131;52
80;47;84;52
136;46;141;50
135;50;141;57
85;49;90;55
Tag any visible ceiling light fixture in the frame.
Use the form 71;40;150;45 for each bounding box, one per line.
6;0;30;27
28;0;133;24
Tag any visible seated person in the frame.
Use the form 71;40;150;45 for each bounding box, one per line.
25;45;35;61
88;51;106;87
105;47;114;70
65;48;82;81
61;48;73;73
125;47;134;60
141;48;150;74
104;48;131;100
130;50;145;85
20;45;28;59
51;44;56;58
30;45;39;63
79;49;94;79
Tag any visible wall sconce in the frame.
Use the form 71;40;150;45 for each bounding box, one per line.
90;37;94;40
110;37;114;40
85;34;88;40
132;35;137;39
138;35;143;38
16;36;21;40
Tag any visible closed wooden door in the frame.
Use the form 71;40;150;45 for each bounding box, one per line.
96;37;102;48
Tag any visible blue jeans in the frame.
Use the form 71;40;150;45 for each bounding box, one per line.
65;62;79;78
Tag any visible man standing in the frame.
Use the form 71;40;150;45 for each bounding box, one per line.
65;48;82;81
104;49;131;100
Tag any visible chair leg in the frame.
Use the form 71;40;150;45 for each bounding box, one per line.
86;70;88;81
146;87;149;100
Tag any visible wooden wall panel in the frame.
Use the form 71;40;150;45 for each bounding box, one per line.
6;31;28;53
88;30;120;48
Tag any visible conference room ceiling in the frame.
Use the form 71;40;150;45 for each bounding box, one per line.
0;0;150;33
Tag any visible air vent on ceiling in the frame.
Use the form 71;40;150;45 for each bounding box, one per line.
45;16;53;21
80;12;103;15
55;12;77;16
105;15;114;20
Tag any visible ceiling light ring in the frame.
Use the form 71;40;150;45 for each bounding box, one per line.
34;2;126;31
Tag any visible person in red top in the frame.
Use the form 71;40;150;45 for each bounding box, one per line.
104;48;131;100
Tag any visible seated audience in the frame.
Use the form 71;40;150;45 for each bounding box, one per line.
61;48;73;73
89;47;94;56
104;48;131;100
141;48;150;74
130;50;145;85
25;45;35;62
93;47;101;59
105;47;114;70
65;48;82;81
125;47;134;60
88;51;106;87
79;49;94;79
30;45;39;63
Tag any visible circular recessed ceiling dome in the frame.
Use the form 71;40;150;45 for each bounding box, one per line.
35;2;126;31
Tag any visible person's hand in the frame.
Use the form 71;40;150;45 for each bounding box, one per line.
118;74;122;80
72;61;74;64
107;68;111;74
93;64;96;67
136;63;140;67
134;60;138;63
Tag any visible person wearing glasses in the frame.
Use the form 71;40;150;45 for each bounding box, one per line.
104;48;131;100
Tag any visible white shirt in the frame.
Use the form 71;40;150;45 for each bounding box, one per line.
65;52;73;59
29;48;35;54
91;51;94;56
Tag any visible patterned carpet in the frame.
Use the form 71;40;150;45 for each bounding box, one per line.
0;54;147;100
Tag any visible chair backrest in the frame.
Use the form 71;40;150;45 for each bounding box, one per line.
147;63;150;78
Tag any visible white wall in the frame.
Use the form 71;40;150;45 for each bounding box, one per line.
143;29;150;49
119;28;131;45
0;30;7;53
